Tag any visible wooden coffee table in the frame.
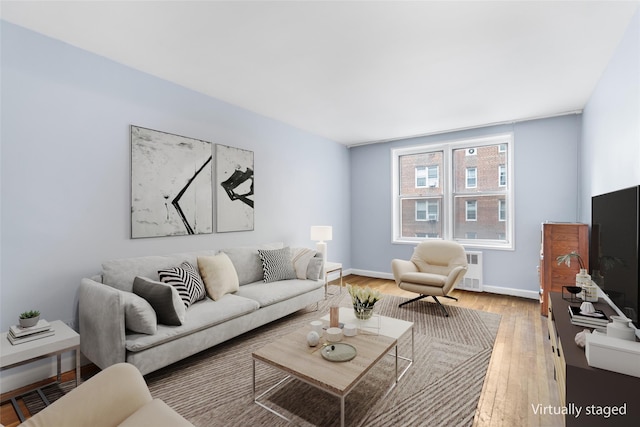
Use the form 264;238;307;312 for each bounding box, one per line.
252;314;413;426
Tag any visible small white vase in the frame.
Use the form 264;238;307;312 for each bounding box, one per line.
576;269;591;287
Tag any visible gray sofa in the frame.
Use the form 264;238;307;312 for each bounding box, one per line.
79;244;324;375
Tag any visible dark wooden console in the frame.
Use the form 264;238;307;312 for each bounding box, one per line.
548;292;640;426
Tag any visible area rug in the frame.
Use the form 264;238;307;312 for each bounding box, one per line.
25;286;500;426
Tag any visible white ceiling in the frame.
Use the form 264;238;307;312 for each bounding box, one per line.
2;1;639;145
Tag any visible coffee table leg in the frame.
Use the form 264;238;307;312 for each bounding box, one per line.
395;345;399;384
341;395;345;427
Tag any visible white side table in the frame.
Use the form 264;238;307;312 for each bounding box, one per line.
1;320;81;422
324;261;343;296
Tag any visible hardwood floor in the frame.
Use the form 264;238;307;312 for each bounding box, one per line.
1;275;563;427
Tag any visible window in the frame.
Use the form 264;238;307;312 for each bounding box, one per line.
415;200;439;221
466;167;477;188
415;165;438;188
498;164;506;187
466;200;477;221
392;133;514;249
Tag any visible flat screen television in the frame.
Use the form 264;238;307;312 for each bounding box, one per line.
590;185;640;329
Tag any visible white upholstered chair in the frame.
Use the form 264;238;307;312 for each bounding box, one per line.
391;240;468;317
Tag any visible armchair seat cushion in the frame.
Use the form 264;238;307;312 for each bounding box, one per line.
400;272;447;287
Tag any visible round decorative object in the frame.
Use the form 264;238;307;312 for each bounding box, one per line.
343;323;357;337
326;327;342;342
306;331;320;347
321;343;357;362
19;315;40;328
575;329;590;348
353;306;374;320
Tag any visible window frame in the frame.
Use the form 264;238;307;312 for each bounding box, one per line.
391;133;514;250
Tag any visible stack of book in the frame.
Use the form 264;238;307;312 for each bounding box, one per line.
7;319;55;345
568;306;610;328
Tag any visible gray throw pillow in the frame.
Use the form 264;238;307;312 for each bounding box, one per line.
257;247;297;283
132;276;186;326
306;257;324;281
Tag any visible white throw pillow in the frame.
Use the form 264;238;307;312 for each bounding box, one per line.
197;253;240;301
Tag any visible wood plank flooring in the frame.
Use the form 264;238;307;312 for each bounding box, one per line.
0;275;563;427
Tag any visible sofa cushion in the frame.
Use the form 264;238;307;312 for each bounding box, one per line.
133;277;186;326
234;279;323;308
125;294;260;352
158;262;206;308
102;251;217;292
258;247;297;283
220;242;283;286
197;253;239;301
291;247;317;279
117;289;158;335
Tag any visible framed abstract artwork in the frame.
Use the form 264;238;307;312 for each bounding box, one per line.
131;125;213;238
215;144;254;232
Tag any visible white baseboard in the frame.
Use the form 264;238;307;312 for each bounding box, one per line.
347;269;539;300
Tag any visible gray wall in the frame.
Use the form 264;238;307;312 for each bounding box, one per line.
350;114;582;297
580;8;640;220
0;21;351;334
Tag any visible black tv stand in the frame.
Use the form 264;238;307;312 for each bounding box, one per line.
547;292;639;426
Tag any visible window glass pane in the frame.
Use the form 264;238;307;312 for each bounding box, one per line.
400;152;443;196
499;164;506;187
453;195;507;240
453;144;507;193
401;198;442;238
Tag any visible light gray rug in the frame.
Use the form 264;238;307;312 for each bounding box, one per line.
25;287;500;426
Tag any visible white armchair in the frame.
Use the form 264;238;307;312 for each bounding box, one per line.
391;240;468;317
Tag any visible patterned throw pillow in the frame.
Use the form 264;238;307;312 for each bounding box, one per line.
257;247;297;283
158;261;206;308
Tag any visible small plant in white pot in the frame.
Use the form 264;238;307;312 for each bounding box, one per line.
19;310;40;328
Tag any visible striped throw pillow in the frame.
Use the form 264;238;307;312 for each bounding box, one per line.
158;261;206;308
258;247;296;283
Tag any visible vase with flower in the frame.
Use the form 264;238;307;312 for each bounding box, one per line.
347;284;382;320
556;251;597;302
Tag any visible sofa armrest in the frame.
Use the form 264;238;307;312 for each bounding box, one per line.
19;363;153;427
79;278;126;369
391;259;418;285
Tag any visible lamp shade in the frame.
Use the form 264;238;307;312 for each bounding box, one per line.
310;225;332;242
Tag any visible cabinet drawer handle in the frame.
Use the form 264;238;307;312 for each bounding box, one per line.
557;347;560;357
551;345;555;354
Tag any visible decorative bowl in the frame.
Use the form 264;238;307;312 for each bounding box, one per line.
565;286;582;295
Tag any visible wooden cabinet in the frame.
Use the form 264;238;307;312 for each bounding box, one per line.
540;223;588;315
548;293;640;426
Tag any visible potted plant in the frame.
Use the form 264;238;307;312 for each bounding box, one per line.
19;310;40;328
347;284;382;320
